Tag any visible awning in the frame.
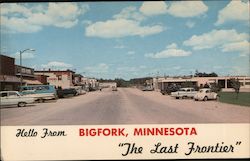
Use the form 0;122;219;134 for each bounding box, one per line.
0;75;20;83
23;79;42;85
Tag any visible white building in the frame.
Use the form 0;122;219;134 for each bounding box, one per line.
153;76;250;92
81;77;99;88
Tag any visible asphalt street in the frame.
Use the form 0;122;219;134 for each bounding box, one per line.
1;88;249;125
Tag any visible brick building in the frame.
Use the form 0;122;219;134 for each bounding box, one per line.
34;70;76;89
15;65;42;85
0;55;20;90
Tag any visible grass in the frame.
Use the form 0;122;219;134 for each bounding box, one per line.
218;92;250;107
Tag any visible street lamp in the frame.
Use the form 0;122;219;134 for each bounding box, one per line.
19;48;35;87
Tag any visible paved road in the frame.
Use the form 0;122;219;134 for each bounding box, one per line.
1;88;249;125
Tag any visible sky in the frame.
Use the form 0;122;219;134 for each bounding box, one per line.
1;1;249;80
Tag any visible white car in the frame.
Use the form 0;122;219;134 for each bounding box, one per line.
171;88;197;99
0;91;35;107
194;88;218;101
72;86;87;95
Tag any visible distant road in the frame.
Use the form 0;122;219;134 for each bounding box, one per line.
1;88;249;125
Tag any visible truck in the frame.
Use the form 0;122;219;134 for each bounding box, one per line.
170;88;197;99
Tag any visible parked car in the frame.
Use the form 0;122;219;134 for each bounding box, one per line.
56;88;77;98
89;86;97;92
161;85;180;95
0;91;35;107
20;85;57;102
171;88;197;99
72;86;87;95
142;86;153;91
194;88;218;101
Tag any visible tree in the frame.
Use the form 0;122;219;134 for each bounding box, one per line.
230;78;240;99
194;70;218;77
181;81;197;89
210;82;221;93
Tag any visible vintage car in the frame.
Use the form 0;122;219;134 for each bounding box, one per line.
194;88;218;101
56;88;78;98
161;84;180;95
0;91;35;107
171;88;197;99
20;85;57;102
72;86;87;95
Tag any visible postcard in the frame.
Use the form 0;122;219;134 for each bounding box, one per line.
0;1;249;160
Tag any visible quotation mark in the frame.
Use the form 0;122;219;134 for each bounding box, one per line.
236;141;241;145
119;143;124;147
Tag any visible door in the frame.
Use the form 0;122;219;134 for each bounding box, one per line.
6;92;20;105
207;90;213;99
0;92;9;106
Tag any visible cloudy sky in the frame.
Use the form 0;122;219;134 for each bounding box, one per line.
1;1;249;80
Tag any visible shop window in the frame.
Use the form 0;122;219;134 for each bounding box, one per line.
57;75;62;80
245;82;250;85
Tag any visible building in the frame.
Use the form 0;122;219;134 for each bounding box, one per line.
34;74;49;85
34;70;76;89
0;55;20;90
0;54;41;90
73;74;84;86
153;76;250;92
81;77;99;89
15;65;42;85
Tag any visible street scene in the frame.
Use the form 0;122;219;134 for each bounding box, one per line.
1;1;250;125
1;87;249;125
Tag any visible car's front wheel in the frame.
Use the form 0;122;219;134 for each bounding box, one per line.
203;96;208;101
38;98;44;103
18;102;26;107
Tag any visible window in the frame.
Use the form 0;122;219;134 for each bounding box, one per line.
245;82;250;85
25;68;32;74
58;75;62;81
35;86;49;91
9;92;18;96
1;93;7;97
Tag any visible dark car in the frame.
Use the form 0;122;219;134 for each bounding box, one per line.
161;84;180;95
88;86;96;92
56;88;77;98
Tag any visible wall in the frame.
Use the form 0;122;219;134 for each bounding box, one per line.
35;71;74;89
0;55;15;76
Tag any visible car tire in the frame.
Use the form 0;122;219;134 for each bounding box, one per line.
18;102;26;107
203;96;208;101
38;98;44;103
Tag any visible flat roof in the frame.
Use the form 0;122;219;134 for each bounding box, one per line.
35;70;75;73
